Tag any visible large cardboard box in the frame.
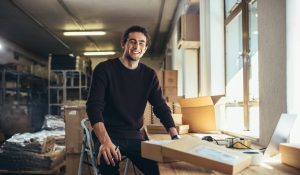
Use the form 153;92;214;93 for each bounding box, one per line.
66;153;89;175
142;137;251;174
172;113;183;125
280;143;300;169
163;70;177;87
64;104;87;153
162;137;251;175
179;96;217;132
156;70;164;87
141;140;178;162
163;87;178;102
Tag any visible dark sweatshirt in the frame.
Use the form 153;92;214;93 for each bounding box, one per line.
86;58;175;139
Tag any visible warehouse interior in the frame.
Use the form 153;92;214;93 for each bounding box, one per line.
0;0;300;174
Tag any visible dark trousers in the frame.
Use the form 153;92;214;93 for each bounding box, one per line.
92;132;159;175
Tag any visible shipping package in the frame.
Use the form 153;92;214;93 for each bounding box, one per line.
172;113;183;125
64;104;87;153
179;96;219;132
280;143;300;169
141;140;178;162
162;137;251;175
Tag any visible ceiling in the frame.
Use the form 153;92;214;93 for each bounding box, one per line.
0;0;195;62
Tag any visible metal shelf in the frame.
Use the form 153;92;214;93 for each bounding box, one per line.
48;55;90;115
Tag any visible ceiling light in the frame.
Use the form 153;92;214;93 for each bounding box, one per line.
83;51;116;56
63;31;106;36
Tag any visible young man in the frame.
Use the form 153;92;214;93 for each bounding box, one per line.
86;25;179;175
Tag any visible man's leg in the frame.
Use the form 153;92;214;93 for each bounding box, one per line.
123;140;160;175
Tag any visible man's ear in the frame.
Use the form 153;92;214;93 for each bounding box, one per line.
121;42;125;49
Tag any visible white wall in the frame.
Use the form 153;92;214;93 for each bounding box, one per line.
286;0;300;143
183;49;198;97
199;0;225;96
258;0;287;146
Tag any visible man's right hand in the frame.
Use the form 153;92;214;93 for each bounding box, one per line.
93;122;121;166
97;141;121;166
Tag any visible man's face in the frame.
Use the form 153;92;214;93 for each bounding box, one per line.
122;32;148;61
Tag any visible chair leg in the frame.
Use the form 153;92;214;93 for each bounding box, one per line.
123;158;131;175
78;136;87;175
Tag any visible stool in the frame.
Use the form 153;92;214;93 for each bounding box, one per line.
78;118;133;175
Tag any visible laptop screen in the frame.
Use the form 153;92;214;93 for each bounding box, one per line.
264;113;297;157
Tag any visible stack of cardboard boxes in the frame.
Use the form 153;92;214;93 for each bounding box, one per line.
156;70;178;103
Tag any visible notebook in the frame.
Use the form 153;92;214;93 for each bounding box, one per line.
263;113;297;157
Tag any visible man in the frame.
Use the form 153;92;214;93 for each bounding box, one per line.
86;25;179;175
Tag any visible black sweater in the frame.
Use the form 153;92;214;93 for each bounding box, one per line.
86;58;175;139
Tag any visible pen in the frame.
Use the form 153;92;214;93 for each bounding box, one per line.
112;146;119;162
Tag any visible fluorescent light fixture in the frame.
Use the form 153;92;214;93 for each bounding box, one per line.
84;51;116;56
0;43;2;50
63;31;106;36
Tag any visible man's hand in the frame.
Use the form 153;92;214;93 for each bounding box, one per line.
169;127;180;140
97;142;121;166
93;122;121;166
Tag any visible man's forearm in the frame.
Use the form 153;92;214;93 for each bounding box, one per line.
93;122;112;144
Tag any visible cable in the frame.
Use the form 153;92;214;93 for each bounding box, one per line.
228;141;252;149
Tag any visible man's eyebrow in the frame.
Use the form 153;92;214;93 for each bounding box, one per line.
128;38;146;43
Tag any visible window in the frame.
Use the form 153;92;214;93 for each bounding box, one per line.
223;0;259;138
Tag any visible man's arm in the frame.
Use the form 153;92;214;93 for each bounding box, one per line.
93;122;121;166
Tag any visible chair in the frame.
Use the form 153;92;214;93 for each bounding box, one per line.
78;118;133;175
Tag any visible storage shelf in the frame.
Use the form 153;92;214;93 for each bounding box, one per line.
0;65;48;135
48;54;91;115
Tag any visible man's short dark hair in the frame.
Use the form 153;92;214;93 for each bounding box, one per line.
121;25;151;47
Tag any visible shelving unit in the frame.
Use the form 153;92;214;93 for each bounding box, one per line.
0;65;48;136
48;54;90;115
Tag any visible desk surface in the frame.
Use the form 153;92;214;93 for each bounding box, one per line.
147;134;300;175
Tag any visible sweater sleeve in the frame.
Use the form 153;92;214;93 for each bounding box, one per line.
86;63;107;126
148;71;175;131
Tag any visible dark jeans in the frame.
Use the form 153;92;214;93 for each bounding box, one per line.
92;132;159;175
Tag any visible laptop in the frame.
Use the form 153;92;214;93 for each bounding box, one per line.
263;113;297;157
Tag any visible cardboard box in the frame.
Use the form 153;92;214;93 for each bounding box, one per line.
280;143;300;169
66;153;89;175
156;70;164;87
172;113;182;125
163;87;178;102
141;140;178;162
64;104;87;153
163;70;177;87
179;96;217;132
173;102;182;114
162;137;251;175
146;124;189;134
143;102;153;126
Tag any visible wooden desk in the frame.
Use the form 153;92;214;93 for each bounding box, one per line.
147;134;300;175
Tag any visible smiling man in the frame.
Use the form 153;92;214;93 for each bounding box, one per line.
86;26;179;175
